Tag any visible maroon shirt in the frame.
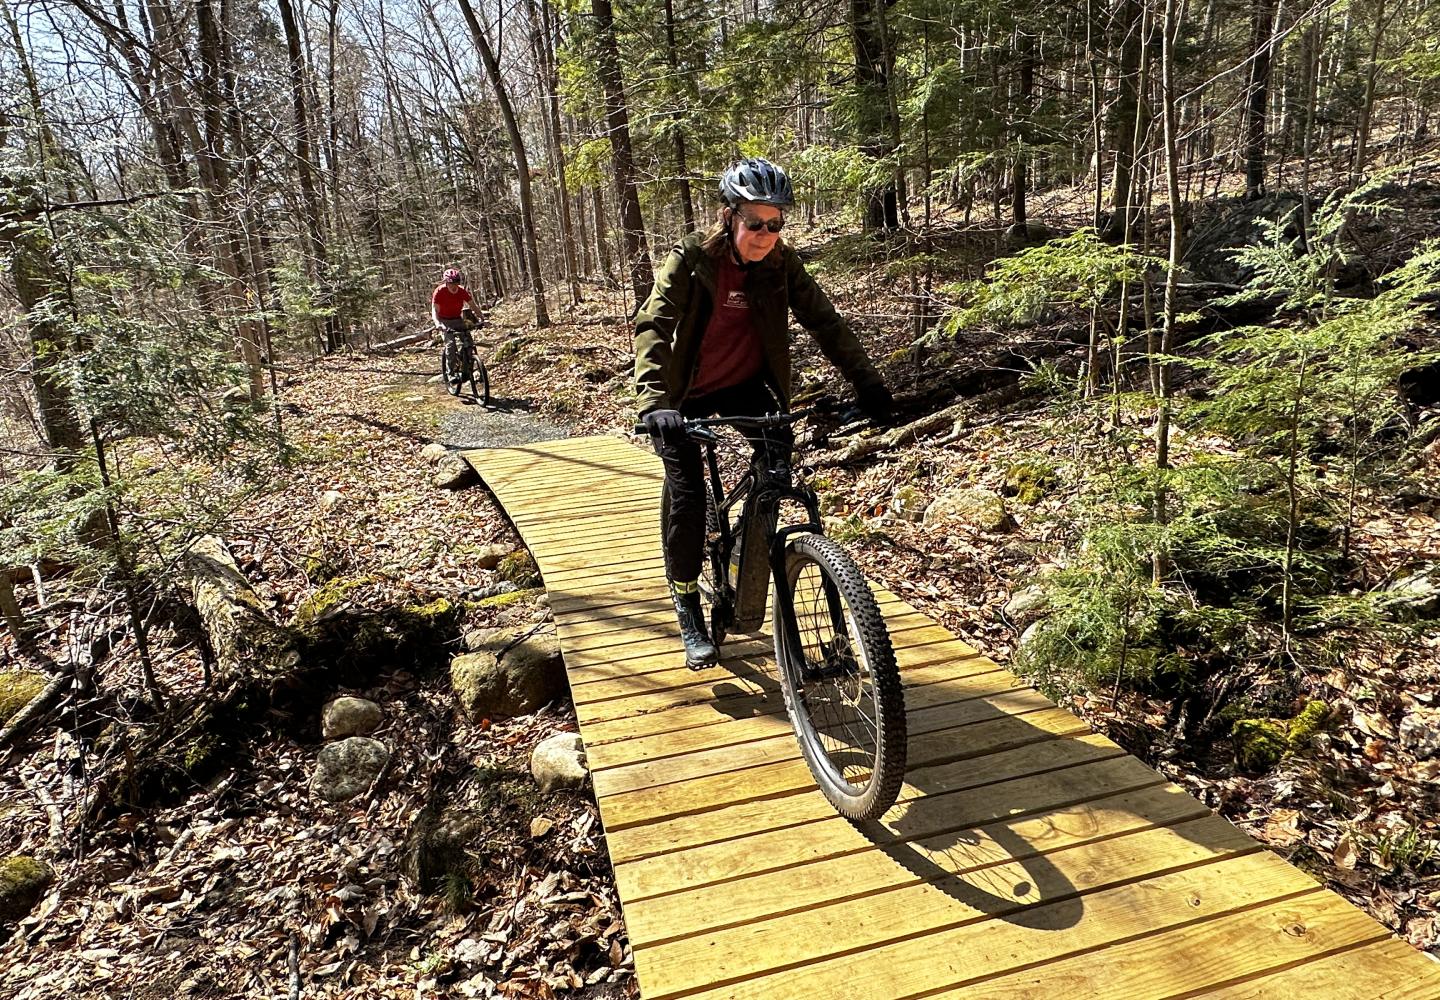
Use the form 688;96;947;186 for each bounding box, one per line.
690;254;763;397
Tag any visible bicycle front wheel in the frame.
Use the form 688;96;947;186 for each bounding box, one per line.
441;345;461;396
472;358;490;406
774;533;906;821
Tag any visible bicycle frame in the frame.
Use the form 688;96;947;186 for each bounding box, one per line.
693;420;823;634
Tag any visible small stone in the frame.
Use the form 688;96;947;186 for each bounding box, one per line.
530;733;588;793
530;816;555;838
310;737;391;803
890;485;926;523
472;543;511;571
322;697;383;739
420;442;449;464
318;490;344;511
1399;709;1440;759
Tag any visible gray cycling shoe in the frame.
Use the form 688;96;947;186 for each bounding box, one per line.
672;590;720;668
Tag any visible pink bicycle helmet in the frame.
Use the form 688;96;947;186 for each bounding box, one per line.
442;268;463;283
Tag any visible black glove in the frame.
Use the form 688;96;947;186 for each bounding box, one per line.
641;408;686;440
856;382;894;423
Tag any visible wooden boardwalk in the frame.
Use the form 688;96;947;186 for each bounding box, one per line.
462;435;1440;999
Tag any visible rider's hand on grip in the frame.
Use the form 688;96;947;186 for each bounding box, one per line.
641;408;685;441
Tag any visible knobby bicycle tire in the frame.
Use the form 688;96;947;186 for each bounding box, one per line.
472;358;490;405
660;479;732;645
441;343;462;396
774;533;906;821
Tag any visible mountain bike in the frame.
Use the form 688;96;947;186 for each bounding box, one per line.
439;319;490;405
647;407;907;821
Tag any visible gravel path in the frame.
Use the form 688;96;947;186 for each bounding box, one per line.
431;375;572;450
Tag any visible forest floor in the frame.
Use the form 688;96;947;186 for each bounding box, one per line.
3;195;1440;997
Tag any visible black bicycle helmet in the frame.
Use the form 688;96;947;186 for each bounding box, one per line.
719;158;794;208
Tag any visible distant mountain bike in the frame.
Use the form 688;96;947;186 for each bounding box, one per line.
439;319;490;405
645;405;907;822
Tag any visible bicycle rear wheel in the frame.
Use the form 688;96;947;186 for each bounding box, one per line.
774;533;906;821
660;480;733;645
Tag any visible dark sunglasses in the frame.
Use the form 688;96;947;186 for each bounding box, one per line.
734;211;784;234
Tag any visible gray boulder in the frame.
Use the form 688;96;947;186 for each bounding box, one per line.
311;737;391;802
433;454;480;490
1003;586;1050;629
530;732;588;793
322;697;383;739
420;442;449;464
451;623;566;718
1384;566;1440;619
923;487;1016;534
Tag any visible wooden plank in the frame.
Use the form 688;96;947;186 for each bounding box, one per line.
587;688;1059;789
572;635;993;726
954;891;1390;999
604;733;1125;866
611;750;1154;898
584;668;1024;764
594;702;1088;804
664;857;1325;1000
600;712;1101;835
1193;936;1440;999
620;782;1213;946
632;815;1269;997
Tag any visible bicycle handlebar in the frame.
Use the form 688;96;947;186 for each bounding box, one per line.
631;404;852;437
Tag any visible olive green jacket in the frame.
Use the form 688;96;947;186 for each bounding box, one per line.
633;233;884;414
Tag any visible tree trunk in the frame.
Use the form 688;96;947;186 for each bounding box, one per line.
852;0;900;231
1155;0;1184;584
1012;30;1035;229
527;0;581;303
1242;0;1280;200
277;0;341;352
457;0;552;327
1108;0;1144;237
591;0;653;307
663;0;697;232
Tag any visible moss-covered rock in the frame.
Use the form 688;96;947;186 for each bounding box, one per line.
1232;718;1289;773
474;587;544;610
1004;461;1059;505
292;583;462;681
1287;699;1329;746
0;855;53;922
1232;700;1330;773
290;575;379;631
0;671;47;726
495;551;542;588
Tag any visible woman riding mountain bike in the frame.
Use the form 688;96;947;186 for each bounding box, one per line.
432;268;489;402
633;157;894;668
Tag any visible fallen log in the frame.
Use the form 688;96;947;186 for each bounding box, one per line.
183;535;299;690
811;380;1035;467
